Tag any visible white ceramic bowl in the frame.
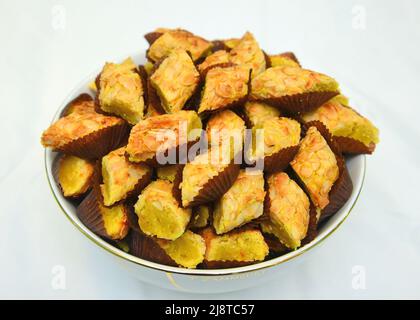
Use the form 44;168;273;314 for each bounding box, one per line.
44;54;366;293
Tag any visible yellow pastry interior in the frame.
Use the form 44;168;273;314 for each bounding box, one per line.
100;147;151;206
98;57;144;125
269;54;300;68
100;203;129;240
135;180;191;240
157;165;180;183
213;170;265;234
202;228;269;262
157;230;206;268
291;126;339;209
150;49;200;113
58;155;94;197
302;97;379;147
261;172;310;249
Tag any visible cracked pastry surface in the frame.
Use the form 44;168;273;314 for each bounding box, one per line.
57;155;94;198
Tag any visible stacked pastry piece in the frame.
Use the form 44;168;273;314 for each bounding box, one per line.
41;28;379;269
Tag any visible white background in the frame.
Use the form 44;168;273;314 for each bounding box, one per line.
1;0;419;299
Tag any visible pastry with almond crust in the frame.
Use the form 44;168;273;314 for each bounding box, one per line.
250;66;340;114
243;101;281;127
198;65;250;114
213;170;265;234
261;172;310;249
302;96;379;154
97;58;145;125
150;49;200;114
291;126;339;210
100;147;151;206
126;110;202;165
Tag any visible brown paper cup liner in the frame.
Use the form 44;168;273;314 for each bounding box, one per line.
334;136;376;155
262;145;300;173
253;91;339;115
321;156;353;219
125;200;142;234
76;189;108;239
211;40;230;52
144;31;163;45
263;50;271;68
262;232;289;255
202;260;254;269
96;159;152;207
129;231;177;267
60;93;93;117
58;121;129;160
301;203;318;245
171;164;185;206
52;153;93;200
185;161;240;208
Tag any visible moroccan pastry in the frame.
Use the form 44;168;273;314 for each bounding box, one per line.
96;57;145;125
146;28;212;62
250;66;340;113
213;170;265;234
125;110;202;165
246;117;301;172
134;179;192;240
261;172;310;249
99;147;152;206
198;65;250;114
41;100;128;159
53;154;94;198
61;93;95;117
291;126;339;210
76;190;129;240
179;147;240;208
150;49;200;113
229;31;266;77
243;101;281;127
302;96;379;154
201;228;269;268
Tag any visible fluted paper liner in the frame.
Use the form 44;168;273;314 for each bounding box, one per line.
129;231;178;267
211;40;230;52
125;200;142;234
262;145;300;173
301;203;318;245
76;189;109;239
334;136;376;154
184;161;240;208
171;164;185;206
263;232;289;255
253;91;339;115
144;31;163;45
57;121;129;160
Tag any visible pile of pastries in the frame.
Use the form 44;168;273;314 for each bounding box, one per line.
41;29;379;269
